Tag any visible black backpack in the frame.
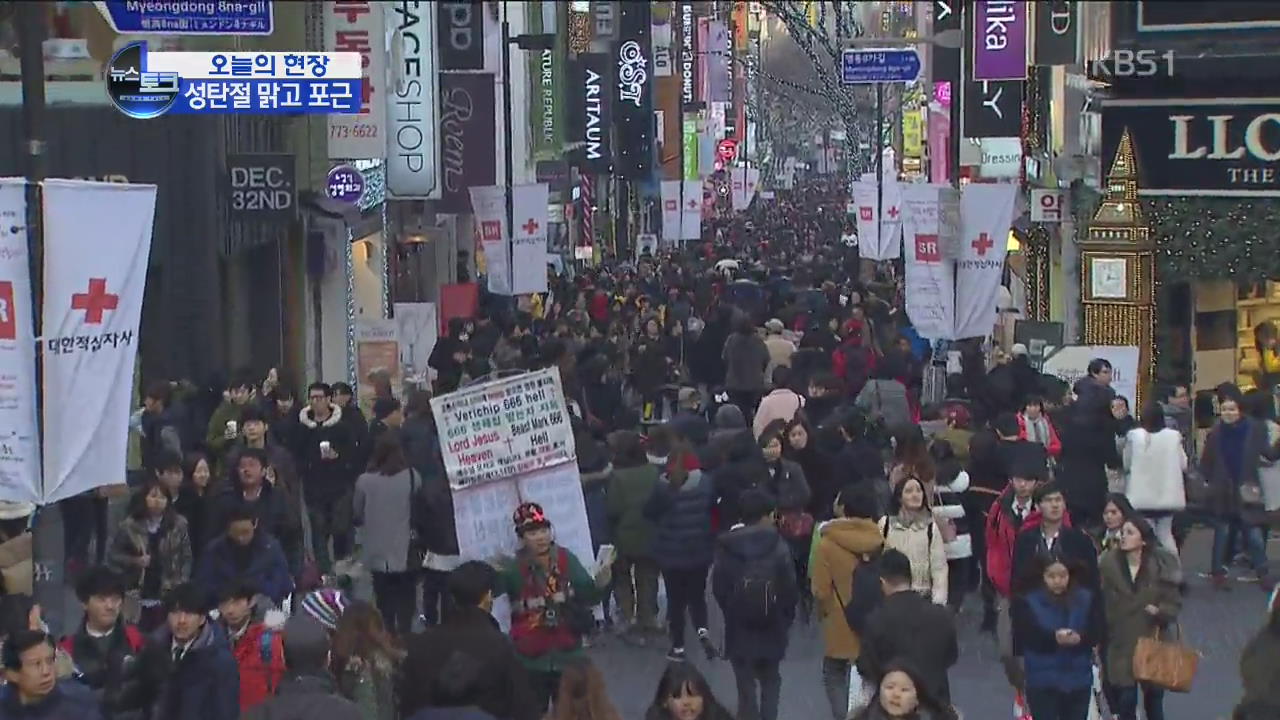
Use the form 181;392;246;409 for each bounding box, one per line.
730;548;781;628
842;550;884;634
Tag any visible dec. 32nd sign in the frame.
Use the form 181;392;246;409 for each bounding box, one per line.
227;153;295;222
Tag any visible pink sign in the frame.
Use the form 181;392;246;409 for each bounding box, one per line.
933;81;951;109
928;110;950;184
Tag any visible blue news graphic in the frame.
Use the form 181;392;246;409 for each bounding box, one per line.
101;0;274;36
106;43;362;119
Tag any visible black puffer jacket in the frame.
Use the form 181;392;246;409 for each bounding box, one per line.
712;430;770;529
645;465;716;571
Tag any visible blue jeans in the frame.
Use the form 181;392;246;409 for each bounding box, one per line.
1024;686;1091;720
1108;683;1164;720
1211;517;1268;576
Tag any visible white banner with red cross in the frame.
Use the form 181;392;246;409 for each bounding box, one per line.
41;179;156;503
850;174;903;261
511;183;549;295
954;182;1017;340
0;180;40;504
660;180;681;242
680;180;702;240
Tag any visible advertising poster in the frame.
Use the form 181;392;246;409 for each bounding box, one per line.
355;318;401;416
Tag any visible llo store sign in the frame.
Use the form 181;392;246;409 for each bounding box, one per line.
1102;98;1280;196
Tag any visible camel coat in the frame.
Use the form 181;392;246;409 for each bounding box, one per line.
810;517;884;660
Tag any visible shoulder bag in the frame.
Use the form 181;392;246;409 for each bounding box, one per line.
1132;625;1199;693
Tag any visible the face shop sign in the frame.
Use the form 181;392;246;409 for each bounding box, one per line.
1102;98;1280;196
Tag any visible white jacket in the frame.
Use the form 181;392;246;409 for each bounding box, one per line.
1123;427;1187;511
880;514;949;606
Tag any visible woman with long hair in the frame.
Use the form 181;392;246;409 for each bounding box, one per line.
880;476;948;606
354;432;418;637
1012;555;1101;720
107;478;192;632
330;600;404;720
1123;403;1187;555
1099;493;1139;554
175;451;214;561
852;660;958;720
552;659;623;720
888;426;935;491
1099;516;1182;720
644;662;734;720
758;419;813;617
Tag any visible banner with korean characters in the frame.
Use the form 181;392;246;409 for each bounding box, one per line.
42;179;157;503
901;184;956;340
325;0;385;160
431;367;577;489
0;180;39;504
511;183;550;295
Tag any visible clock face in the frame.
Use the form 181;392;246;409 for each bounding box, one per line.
1091;257;1128;299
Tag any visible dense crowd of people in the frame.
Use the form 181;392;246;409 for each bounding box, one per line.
0;175;1276;720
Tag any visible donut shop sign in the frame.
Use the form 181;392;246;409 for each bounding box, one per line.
972;1;1027;82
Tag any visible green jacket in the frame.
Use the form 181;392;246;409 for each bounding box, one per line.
497;545;603;672
206;399;245;466
605;464;659;558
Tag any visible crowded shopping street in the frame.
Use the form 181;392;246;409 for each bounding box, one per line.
0;2;1277;720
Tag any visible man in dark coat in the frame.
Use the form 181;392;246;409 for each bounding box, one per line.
711;490;797;720
1;630;104;720
58;567;144;703
400;562;538;720
857;549;959;704
1059;359;1121;529
242;614;361;720
195;507;293;609
114;583;239;720
296;382;358;571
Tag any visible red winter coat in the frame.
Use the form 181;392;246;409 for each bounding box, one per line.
229;621;286;712
984;487;1074;598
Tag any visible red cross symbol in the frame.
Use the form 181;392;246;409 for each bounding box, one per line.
522;218;539;236
686;198;699;210
886;206;900;219
71;278;119;325
972;232;995;256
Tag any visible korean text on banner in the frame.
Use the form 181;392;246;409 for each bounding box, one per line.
660;180;681;242
954;183;1016;339
41;179;156;503
469;185;510;296
901;184;956;340
0;181;39;504
326;0;386;160
431;367;577;489
511;183;550;295
680;180;702;240
451;462;594;632
1043;346;1140;412
355;319;400;417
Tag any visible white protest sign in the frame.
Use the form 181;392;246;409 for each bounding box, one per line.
431;368;577;489
1042;345;1140;407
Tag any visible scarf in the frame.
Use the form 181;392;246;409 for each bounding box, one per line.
1025;414;1049;447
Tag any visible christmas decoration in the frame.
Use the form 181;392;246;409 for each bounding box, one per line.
1148;197;1280;281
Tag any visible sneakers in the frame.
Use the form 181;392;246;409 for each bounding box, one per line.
1212;573;1233;591
697;628;719;660
666;646;686;662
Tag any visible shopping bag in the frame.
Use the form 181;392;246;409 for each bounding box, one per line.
848;667;874;716
1132;627;1199;693
1013;691;1033;720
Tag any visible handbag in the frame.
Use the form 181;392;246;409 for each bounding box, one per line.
1132;626;1199;693
778;510;815;539
1240;481;1265;507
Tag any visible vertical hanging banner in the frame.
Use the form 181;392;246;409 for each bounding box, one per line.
42;180;156;503
928;109;950;183
575;54;613;172
615;2;654;178
660;180;681;242
679;1;698;106
511;183;550;295
439;72;497;213
326;0;387;160
706;20;730;102
386;0;439;198
527;1;562;162
973;0;1028;81
469;185;510;295
682;116;699;180
0;181;39;504
729;167;760;211
851;173;903;260
954;183;1016;339
903;111;923;158
680;180;702;240
901;184;956;340
438;0;485;70
652;2;673;77
1033;1;1078;66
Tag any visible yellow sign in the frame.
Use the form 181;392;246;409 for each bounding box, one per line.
902;112;923;158
806;1;819;27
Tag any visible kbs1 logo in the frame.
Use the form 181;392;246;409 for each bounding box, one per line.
1089;50;1176;81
